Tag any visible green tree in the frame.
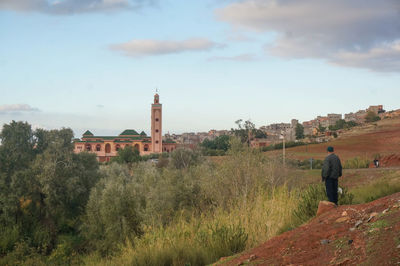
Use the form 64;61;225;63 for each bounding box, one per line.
170;148;202;169
112;145;141;164
365;111;381;123
83;163;142;254
231;119;256;146
0;123;100;255
254;130;267;139
318;124;326;133
201;135;230;152
295;124;304;140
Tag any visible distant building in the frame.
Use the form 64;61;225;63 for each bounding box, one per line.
345;105;385;123
73;94;176;162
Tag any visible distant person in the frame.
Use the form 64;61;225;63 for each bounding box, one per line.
373;159;380;168
321;146;342;205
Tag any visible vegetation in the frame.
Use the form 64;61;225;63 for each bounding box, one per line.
0;121;100;264
297;158;324;170
365;111;381;123
110;145;142;164
328;119;358;131
351;179;400;204
261;141;308;152
343;157;370;169
1;120;399;265
200;135;230;156
295;124;304;140
231;119;267;145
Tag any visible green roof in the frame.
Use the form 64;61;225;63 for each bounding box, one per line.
83;130;94;136
120;129;139;136
140;131;147;136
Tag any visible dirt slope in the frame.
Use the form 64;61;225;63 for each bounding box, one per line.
218;192;400;265
280;117;400;162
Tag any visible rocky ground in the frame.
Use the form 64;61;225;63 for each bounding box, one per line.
217;192;400;265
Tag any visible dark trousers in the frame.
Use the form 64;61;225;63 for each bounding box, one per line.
325;178;338;205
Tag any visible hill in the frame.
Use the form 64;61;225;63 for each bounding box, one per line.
274;116;400;164
218;192;400;265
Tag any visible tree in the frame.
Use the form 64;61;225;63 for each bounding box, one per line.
365;111;381;123
231;119;256;146
254;130;267;139
83;163;142;254
0;121;35;180
170;148;201;169
200;135;230;152
112;146;141;164
0;122;100;255
318;124;326;133
295;124;305;140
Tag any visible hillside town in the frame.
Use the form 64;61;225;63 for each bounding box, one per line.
165;105;393;148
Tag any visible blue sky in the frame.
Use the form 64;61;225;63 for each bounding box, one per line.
1;0;400;136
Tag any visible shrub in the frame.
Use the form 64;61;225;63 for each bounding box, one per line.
0;226;20;254
352;180;400;204
298;159;323;170
170;148;202;169
343;157;370;169
83;163;143;255
292;184;353;226
196;223;248;258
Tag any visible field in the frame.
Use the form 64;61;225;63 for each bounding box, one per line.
269;117;400;165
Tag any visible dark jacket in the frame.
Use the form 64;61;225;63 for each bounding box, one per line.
321;153;342;181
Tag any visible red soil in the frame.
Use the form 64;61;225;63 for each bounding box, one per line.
219;192;400;265
284;118;400;163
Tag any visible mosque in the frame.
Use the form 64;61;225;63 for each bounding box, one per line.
73;93;176;162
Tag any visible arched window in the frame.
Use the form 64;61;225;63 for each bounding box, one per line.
155;140;159;144
144;144;149;151
105;143;111;153
85;144;92;151
134;144;140;151
155;129;159;133
96;144;101;151
116;144;121;151
155;118;159;122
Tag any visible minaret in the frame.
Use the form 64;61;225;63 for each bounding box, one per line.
151;93;162;153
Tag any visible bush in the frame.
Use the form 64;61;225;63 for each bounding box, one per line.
292;184;353;226
343;157;370;169
298;159;323;170
83;163;143;255
0;226;20;254
197;223;248;258
352;180;400;204
170;148;202;169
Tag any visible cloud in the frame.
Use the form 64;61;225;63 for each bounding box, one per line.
0;0;155;15
208;53;257;62
332;41;400;72
110;38;224;57
217;0;400;72
0;104;40;114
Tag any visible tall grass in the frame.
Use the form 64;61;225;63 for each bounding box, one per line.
343;157;370;169
351;179;400;204
84;186;298;266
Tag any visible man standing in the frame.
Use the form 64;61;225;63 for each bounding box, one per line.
321;146;342;205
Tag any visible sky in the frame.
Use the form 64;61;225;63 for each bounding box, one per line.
1;0;400;137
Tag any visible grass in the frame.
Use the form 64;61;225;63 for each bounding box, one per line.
83;168;400;266
83;186;298;266
351;179;400;204
368;220;389;229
